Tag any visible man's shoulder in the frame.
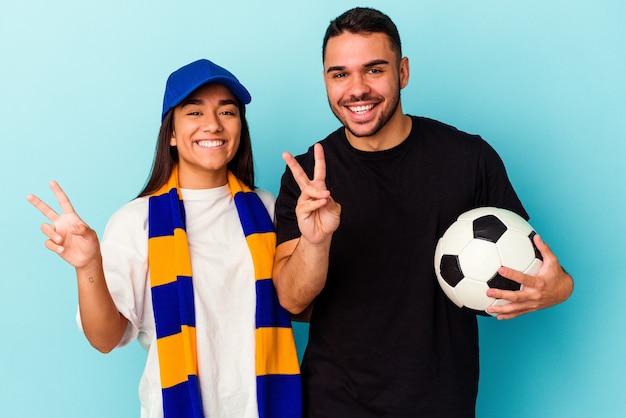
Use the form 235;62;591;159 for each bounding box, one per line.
411;115;474;137
410;115;487;149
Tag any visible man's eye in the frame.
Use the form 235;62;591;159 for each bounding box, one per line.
333;72;347;79
368;68;382;74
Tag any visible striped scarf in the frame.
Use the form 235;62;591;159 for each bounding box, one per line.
147;166;301;418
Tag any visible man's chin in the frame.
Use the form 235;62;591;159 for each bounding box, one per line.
331;109;381;138
345;122;380;138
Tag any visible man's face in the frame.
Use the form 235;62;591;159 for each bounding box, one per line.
323;31;409;139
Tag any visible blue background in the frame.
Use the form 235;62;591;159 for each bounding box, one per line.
1;1;625;417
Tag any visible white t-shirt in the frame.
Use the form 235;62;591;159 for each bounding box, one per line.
81;185;275;418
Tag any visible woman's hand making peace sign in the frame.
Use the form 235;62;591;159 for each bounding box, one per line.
27;181;102;270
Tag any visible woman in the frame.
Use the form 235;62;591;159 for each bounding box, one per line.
28;59;301;418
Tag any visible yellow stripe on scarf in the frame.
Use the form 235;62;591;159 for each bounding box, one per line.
255;326;301;376
148;230;192;287
156;325;199;389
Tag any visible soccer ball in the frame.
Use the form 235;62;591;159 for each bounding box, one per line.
434;207;543;316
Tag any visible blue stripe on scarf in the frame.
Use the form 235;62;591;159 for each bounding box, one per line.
256;279;292;328
152;276;196;338
149;189;187;238
162;376;204;418
233;192;274;236
257;374;302;418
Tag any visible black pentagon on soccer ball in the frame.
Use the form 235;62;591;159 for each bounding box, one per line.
488;273;521;291
529;231;544;261
473;214;507;243
440;254;464;287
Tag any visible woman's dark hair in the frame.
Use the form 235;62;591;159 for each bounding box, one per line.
137;98;255;197
322;7;402;60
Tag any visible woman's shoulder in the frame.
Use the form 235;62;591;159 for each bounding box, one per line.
109;196;149;222
103;197;149;242
253;188;276;221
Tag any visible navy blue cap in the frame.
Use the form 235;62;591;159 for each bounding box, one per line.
161;59;251;121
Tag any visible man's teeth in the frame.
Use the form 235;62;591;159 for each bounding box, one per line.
349;104;374;114
196;140;225;148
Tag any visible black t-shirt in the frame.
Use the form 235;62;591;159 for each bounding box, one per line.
275;116;527;418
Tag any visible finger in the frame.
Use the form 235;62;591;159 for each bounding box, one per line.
297;182;332;202
534;235;562;274
486;266;540;302
312;143;327;183
486;285;526;302
497;266;533;289
534;234;555;260
27;193;60;222
295;197;330;216
495;309;532;320
41;223;62;244
325;195;342;216
282;151;313;191
49;181;77;215
71;221;95;238
44;238;64;254
489;302;537;320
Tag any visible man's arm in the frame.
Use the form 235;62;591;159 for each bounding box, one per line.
272;143;341;314
273;237;331;314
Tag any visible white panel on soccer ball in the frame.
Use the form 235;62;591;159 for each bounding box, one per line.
523;258;543;276
455;279;492;311
494;208;534;235
457;239;501;281
439;220;474;254
434;242;443;276
497;230;536;271
439;278;464;308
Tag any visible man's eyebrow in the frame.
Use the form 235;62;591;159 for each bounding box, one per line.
363;59;390;68
326;65;346;74
326;59;390;74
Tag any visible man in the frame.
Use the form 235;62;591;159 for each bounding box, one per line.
273;7;573;417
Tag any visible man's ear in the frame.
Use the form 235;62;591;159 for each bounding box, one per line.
399;56;410;89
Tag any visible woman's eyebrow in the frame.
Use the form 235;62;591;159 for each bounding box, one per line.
180;98;238;107
180;98;203;107
218;99;238;106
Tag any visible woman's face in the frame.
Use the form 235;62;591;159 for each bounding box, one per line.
170;83;241;189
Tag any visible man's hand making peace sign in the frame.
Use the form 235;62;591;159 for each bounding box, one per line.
282;143;341;243
272;143;341;317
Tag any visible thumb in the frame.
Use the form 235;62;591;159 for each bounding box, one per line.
70;222;93;237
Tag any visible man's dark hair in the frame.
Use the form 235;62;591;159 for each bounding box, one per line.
322;7;402;60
